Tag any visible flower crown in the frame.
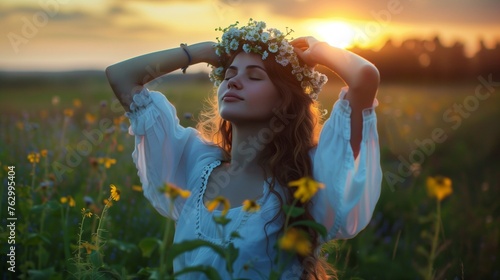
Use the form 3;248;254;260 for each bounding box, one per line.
209;19;328;100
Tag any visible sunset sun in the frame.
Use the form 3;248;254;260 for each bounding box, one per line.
312;21;357;49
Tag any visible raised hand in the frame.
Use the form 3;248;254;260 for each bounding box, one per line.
291;36;328;67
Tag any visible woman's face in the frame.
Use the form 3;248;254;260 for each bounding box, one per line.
217;52;281;125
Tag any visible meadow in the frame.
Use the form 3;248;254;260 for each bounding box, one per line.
0;71;499;279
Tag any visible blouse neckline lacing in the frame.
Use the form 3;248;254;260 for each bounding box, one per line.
195;159;266;246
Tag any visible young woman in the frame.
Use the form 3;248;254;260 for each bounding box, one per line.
106;20;382;279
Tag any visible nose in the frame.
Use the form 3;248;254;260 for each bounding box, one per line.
227;76;242;90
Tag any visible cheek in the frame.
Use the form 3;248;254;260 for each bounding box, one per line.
217;83;226;97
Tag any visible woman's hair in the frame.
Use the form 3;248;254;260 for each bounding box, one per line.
197;50;335;279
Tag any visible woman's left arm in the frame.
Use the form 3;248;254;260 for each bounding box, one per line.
292;37;380;158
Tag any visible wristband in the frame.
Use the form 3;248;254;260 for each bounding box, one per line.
180;43;191;74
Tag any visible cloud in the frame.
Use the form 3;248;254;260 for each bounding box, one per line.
0;3;168;41
240;0;500;26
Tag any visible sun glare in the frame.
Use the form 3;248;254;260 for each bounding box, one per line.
313;21;357;49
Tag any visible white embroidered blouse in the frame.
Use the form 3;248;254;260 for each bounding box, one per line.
125;87;382;279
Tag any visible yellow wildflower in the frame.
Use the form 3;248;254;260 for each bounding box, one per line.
97;157;116;169
63;108;74;117
40;149;48;157
68;196;76;207
80;241;98;254
113;115;126;126
27;152;40;164
426;176;452;201
132;185;143;192
288;177;325;203
110;184;121;201
81;208;93;218
242;199;261;212
160;183;191;200
104;198;113;207
85;113;97;125
278;227;312;256
206;196;230;216
73;99;82;108
40;110;48;120
60;196;75;207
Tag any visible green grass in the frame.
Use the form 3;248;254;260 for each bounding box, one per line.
0;71;499;279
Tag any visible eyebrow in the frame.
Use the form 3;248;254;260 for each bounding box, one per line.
227;65;267;72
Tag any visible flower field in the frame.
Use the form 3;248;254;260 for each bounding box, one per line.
0;71;498;279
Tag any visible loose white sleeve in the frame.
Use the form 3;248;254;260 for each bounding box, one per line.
126;88;221;220
311;87;382;240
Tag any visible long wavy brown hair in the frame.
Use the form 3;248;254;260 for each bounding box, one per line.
197;50;336;279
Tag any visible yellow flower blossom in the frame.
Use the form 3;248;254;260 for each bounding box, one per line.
81;208;93;218
85;113;96;125
97;157;116;168
132;185;143;192
104;198;113;207
27;152;40;164
110;184;121;201
278;227;312;256
287;177;325;203
73;99;82;108
206;196;230;216
113;115;126;126
426;176;452;201
40;149;48;158
39;110;48;120
160;183;191;200
242;199;261;212
60;195;75;207
63;108;74;117
68;196;76;207
80;241;98;254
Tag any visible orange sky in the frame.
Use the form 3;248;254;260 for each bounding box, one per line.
1;0;499;71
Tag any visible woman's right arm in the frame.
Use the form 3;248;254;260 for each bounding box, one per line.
105;42;219;111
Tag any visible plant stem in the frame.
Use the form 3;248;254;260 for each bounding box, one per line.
284;199;298;232
77;215;87;278
274;199;299;277
159;202;174;280
95;203;110;250
426;199;441;280
38;207;46;269
31;163;36;190
61;206;71;262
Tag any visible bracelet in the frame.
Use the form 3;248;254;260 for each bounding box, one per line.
180;43;191;74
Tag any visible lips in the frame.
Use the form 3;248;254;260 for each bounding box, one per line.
222;93;244;102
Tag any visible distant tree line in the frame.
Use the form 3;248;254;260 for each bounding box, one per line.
348;36;500;83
